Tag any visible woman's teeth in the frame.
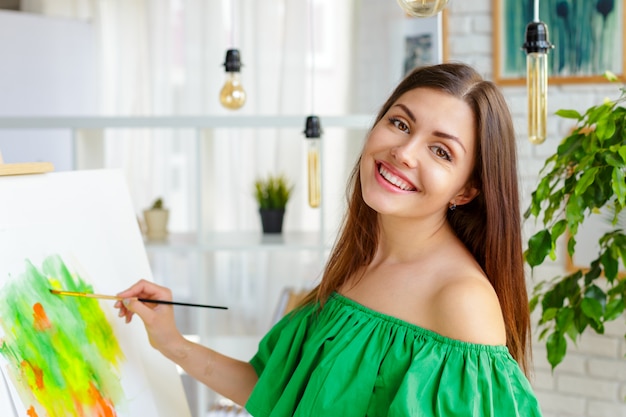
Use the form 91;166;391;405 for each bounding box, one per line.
378;165;415;191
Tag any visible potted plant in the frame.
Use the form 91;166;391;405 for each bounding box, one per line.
524;72;626;369
253;173;293;234
143;197;169;241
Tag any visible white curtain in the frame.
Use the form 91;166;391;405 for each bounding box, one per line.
23;0;358;233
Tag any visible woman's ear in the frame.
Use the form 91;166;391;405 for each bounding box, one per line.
453;185;479;207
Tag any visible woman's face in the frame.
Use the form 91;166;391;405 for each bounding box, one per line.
360;87;478;222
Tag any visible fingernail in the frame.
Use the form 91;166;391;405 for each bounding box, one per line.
123;298;131;307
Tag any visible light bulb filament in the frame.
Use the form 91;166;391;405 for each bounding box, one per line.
220;72;246;110
308;145;321;208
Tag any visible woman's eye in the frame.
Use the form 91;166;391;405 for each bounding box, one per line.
431;145;452;161
389;117;410;133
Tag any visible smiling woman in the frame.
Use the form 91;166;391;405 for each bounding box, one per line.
116;62;543;417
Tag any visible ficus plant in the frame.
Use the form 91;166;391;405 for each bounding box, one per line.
524;72;626;369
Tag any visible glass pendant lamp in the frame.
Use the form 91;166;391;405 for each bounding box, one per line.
522;0;553;144
396;0;449;17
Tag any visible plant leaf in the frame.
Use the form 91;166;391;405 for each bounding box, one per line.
605;298;625;322
556;307;574;332
546;331;567;369
566;195;585;233
611;167;626;207
619;145;626;164
526;230;551;267
600;249;619;281
581;297;604;322
585;284;607;306
541;307;558;324
596;116;616;141
529;294;540;313
604;70;619;82
574;167;599;196
555;109;582;120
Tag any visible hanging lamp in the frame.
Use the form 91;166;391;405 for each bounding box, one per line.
522;0;553;144
303;0;321;208
219;0;246;110
220;48;246;110
304;115;322;208
396;0;449;17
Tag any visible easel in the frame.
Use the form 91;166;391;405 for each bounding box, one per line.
0;151;54;176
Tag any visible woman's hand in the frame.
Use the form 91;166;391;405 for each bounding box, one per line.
115;279;258;404
115;279;184;352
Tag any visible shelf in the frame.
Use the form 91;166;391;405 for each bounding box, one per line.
0;114;373;129
143;231;334;252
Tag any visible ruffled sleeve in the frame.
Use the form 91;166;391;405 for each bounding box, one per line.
246;293;542;417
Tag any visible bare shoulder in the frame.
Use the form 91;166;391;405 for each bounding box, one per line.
428;272;506;345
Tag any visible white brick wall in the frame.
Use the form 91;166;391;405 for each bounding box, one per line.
445;3;626;416
357;1;626;416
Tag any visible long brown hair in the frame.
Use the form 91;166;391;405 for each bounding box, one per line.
301;62;530;375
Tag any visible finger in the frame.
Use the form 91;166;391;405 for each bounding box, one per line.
122;297;158;323
125;310;134;323
117;279;154;298
117;279;172;301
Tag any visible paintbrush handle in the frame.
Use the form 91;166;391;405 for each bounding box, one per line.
50;289;228;310
83;293;122;301
137;298;228;310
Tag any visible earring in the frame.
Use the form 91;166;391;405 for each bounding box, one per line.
449;203;457;211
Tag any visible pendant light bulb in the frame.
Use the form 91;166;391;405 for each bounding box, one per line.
396;0;449;17
219;49;246;110
304;116;322;209
523;21;552;145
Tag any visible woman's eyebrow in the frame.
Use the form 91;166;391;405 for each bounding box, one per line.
393;103;467;154
434;131;466;153
393;103;416;122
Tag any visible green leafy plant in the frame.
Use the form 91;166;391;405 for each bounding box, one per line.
524;72;626;369
149;197;165;210
253;174;293;210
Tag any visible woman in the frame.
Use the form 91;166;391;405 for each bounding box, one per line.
116;62;542;416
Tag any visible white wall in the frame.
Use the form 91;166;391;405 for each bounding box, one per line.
446;2;626;416
0;10;97;170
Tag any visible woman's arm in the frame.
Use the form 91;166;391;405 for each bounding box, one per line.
115;279;258;405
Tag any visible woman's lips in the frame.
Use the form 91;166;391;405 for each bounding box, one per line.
377;163;417;191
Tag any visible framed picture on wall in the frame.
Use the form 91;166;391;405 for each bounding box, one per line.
390;10;448;84
493;0;626;85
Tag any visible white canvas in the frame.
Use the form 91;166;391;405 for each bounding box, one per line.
0;169;191;417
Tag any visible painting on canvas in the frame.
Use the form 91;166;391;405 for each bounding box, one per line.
0;169;190;417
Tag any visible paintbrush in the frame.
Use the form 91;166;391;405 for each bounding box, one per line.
49;289;228;310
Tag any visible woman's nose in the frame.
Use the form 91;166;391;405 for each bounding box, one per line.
391;140;420;168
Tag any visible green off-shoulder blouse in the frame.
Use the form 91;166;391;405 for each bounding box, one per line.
245;292;542;417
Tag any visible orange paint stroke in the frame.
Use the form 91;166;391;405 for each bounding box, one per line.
32;303;52;331
71;395;87;417
20;360;45;390
88;382;117;417
26;405;39;417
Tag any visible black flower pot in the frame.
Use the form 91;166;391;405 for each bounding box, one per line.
259;208;285;234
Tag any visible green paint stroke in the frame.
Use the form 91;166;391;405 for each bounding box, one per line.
0;254;125;417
